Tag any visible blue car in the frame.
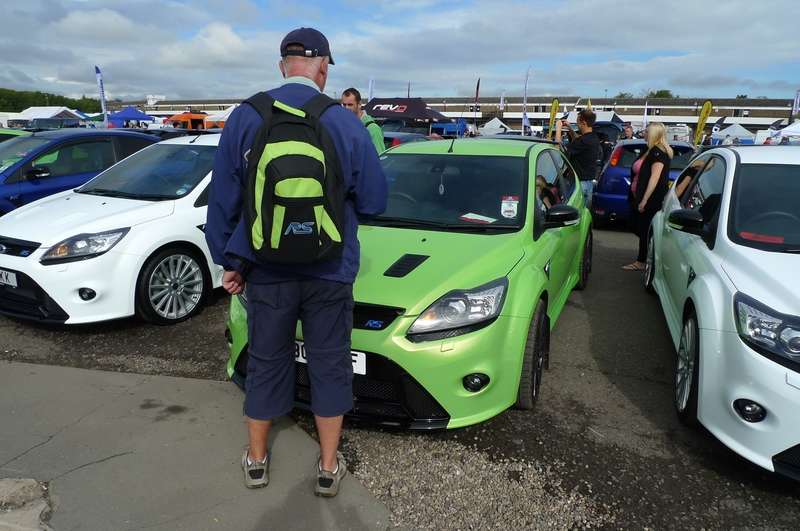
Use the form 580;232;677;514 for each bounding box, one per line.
0;129;157;215
591;139;695;224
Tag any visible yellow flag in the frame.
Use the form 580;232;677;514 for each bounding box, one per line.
694;100;713;145
548;98;559;140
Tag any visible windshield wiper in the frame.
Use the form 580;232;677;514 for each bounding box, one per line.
77;189;174;201
365;217;517;232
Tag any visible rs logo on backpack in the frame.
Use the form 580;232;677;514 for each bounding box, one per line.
284;222;315;236
242;93;346;264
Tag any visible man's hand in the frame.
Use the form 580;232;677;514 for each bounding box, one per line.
638;200;646;213
222;270;244;295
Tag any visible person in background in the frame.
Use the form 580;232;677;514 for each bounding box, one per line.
623;123;635;140
535;175;558;209
556;109;600;208
341;87;384;153
722;134;733;145
623;122;673;271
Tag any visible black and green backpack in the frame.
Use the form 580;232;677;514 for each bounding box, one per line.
242;92;345;264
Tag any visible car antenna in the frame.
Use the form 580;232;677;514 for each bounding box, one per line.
447;98;470;154
189;131;202;144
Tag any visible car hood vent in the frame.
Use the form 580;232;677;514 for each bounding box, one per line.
384;254;429;278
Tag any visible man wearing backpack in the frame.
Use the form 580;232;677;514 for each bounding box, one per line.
205;27;388;497
341;87;384;153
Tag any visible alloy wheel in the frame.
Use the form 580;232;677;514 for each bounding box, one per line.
675;317;696;412
147;254;204;320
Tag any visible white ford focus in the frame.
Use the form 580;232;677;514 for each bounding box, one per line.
0;134;223;325
645;145;800;480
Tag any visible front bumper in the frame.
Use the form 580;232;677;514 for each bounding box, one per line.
0;249;140;324
698;328;800;479
226;294;530;429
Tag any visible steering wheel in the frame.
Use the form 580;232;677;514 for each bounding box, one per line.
389;192;418;204
747;211;800;227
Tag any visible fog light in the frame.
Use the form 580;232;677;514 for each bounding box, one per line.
733;399;767;423
463;373;490;392
78;288;96;301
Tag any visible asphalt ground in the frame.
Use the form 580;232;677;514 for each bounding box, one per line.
2;228;799;528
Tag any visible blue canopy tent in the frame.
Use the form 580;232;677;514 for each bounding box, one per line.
108;106;154;127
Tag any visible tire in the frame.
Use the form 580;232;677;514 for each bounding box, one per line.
575;230;593;291
515;300;549;410
644;231;656;293
135;246;209;325
675;310;700;427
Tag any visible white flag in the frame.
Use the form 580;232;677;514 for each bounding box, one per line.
642;100;648;129
792;89;800;120
522;68;530;135
95;65;108;128
499;91;505;111
367;78;375;102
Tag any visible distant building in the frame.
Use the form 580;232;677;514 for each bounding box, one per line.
111;96;794;131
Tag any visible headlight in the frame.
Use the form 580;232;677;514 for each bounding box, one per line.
735;293;800;365
408;277;507;339
40;228;129;265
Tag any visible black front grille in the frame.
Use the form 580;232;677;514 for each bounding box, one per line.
352;303;403;331
0;269;69;323
773;443;800;481
0;236;40;258
233;347;449;429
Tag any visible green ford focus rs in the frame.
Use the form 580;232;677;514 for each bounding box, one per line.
226;138;592;429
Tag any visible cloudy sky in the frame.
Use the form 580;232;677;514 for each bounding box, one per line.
1;0;798;102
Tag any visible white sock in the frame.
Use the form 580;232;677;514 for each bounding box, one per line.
319;459;339;474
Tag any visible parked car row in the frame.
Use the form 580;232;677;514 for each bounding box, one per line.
0;128;797;484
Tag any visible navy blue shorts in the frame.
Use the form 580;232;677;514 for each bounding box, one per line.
243;279;354;420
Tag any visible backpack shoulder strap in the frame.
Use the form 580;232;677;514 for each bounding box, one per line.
243;92;275;123
301;93;338;120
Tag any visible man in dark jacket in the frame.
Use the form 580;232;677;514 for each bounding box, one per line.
205;27;387;496
556;109;600;208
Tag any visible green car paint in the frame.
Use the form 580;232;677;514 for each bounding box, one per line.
0;128;31;142
226;138;592;428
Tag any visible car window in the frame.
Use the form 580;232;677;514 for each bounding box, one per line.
32;141;115;178
671;146;696;171
549;150;577;200
194;183;210;207
683;155;725;224
369;154;527;230
79;144;216;200
620;145;646;168
533;189;547;241
535;150;558;185
116;136;154;160
729;164;800;252
0;136;49;174
0;133;17;143
673;156;708;200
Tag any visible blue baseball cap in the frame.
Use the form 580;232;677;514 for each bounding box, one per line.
280;27;335;65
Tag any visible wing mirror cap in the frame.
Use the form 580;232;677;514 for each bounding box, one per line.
668;208;704;236
544;204;581;229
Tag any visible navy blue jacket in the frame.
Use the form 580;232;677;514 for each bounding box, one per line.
205;81;388;284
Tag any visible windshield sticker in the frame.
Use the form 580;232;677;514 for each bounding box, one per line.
460;213;497;224
175;187;188;196
501;195;520;219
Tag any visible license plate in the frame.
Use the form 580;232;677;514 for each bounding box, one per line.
294;340;366;375
0;269;17;288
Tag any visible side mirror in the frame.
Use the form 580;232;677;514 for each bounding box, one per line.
668;208;704;236
26;166;51;180
544;204;580;230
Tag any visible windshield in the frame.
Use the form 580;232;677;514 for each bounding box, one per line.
366;154;527;231
729;164;800;252
619;144;694;171
79;144;216;200
0;136;49;172
670;146;695;171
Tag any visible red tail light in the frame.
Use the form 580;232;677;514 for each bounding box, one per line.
609;146;622;166
391;138;402;147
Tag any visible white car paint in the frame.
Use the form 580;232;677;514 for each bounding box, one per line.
649;145;800;478
0;134;223;324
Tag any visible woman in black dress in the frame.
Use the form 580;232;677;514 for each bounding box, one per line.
623;122;673;271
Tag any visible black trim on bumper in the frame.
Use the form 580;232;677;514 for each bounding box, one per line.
0;268;69;323
230;345;450;430
773;443;800;482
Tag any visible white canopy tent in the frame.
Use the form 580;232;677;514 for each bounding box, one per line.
18;106;83;120
204;105;238;126
770;121;800;139
479;117;515;135
711;123;755;141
